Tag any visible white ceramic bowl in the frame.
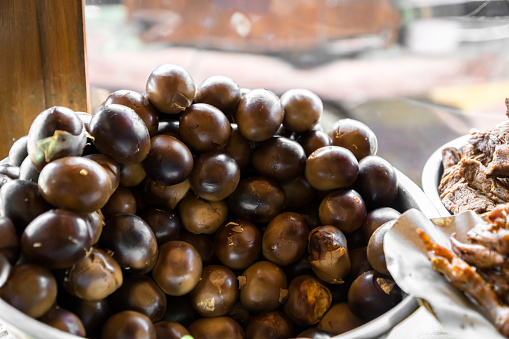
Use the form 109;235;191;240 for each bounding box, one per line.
421;135;470;217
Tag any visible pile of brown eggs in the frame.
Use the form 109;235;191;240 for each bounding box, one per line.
0;63;403;339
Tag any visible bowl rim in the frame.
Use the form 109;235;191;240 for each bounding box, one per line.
421;134;470;217
0;297;80;339
330;287;419;339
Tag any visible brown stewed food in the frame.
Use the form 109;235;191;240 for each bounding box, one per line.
438;104;509;215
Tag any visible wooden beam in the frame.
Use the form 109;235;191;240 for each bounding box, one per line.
0;0;89;159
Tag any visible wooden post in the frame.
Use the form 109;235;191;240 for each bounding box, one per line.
0;0;89;159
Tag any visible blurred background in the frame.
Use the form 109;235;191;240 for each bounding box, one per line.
83;0;509;185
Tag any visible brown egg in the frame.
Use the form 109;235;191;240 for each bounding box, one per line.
360;207;401;244
297;129;332;157
239;261;288;314
283;275;332;326
188;316;244;339
156;119;181;140
250;136;307;182
0;216;19;263
347;246;372;284
317;302;365;335
8;135;28;167
146;63;196;114
89;104;150;165
328;118;378;161
179;103;232;152
0;263;57;318
308;225;351;284
223;123;253;172
101;310;156;339
62;247;123;301
21;209;92;269
178;193;228;234
245;311;295;339
109;274;167;322
235;88;284;142
305;146;359;191
318;189;367;234
0;179;52;232
39;306;86;337
354;155;398;209
179;230;216;266
281;88;323;133
119;162;147;187
262;212;310;266
227;176;286;224
84;153;121;194
194;75;241;120
154;321;191;339
347;270;402;320
70;299;111;337
137;206;181;246
367;220;396;276
142;177;190;210
38;156;112;214
189;151;240;202
214;219;262;270
152;241;202;296
27;106;87;171
142;135;194;186
281;175;316;210
100;89;159;136
100;214;158;274
101;185;137;220
190;265;239;317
